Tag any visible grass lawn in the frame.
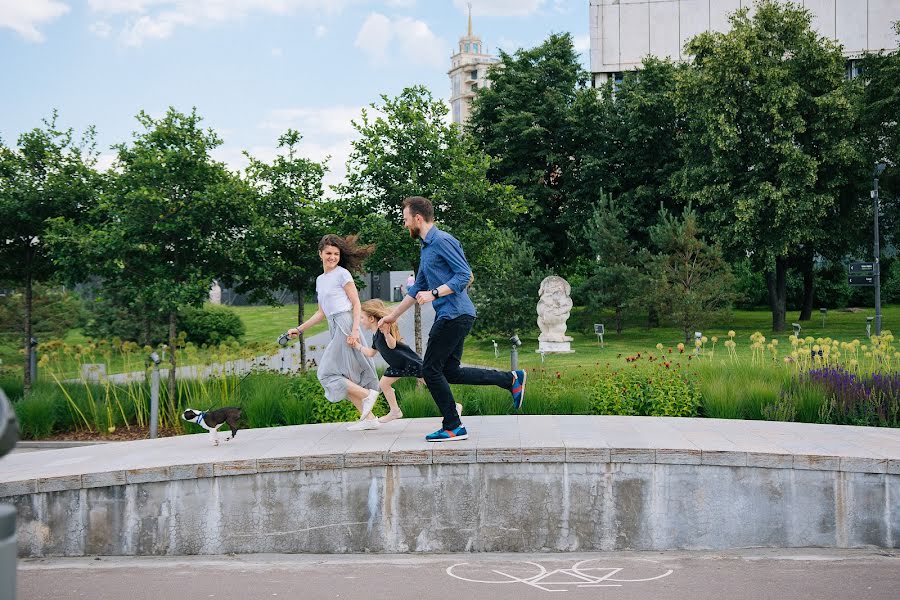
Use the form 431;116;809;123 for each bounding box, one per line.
1;302;894;380
462;306;893;372
232;303;328;343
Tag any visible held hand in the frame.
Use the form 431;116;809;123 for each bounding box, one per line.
415;291;435;305
378;323;391;335
346;334;360;347
288;328;301;338
377;314;397;329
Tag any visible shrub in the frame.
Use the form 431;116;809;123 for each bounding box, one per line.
13;387;59;439
179;305;245;345
590;366;700;417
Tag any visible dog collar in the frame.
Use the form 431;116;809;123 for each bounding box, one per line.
194;412;206;425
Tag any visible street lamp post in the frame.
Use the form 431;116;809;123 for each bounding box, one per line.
874;163;887;336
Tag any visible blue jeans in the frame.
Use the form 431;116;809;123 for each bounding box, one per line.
423;315;512;430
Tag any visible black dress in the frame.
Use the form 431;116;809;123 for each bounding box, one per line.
373;330;423;378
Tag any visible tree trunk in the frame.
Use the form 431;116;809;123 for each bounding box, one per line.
766;258;787;332
799;251;814;321
615;306;622;334
167;310;177;407
141;314;151;347
646;306;659;329
297;286;306;373
23;272;33;396
414;303;422;356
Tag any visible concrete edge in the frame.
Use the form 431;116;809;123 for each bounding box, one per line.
4;445;896;499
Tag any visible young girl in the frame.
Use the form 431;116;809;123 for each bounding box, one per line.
353;299;461;423
288;234;381;431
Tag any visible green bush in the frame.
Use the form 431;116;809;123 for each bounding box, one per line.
13;387;59;439
179;305;245;345
590;366;700;417
812;264;853;309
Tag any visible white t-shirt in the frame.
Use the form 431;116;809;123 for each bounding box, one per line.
316;266;354;316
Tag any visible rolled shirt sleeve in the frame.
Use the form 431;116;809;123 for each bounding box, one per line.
440;236;473;294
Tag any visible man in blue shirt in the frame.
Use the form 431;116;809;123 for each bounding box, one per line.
378;196;526;442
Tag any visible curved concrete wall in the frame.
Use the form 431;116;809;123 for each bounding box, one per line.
9;460;898;556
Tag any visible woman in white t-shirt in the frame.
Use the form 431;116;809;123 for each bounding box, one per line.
288;234;381;430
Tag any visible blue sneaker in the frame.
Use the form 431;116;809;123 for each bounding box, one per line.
425;426;468;442
511;369;527;410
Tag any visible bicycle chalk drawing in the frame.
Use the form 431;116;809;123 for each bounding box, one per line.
446;558;674;593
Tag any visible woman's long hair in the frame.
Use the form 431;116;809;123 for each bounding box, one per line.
360;299;402;342
318;234;374;273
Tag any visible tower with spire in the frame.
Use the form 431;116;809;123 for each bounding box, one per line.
448;3;499;125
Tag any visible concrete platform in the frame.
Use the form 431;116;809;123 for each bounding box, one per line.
1;416;898;556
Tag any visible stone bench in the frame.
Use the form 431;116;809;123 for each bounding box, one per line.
1;416;898;555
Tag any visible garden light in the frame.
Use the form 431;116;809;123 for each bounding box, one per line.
509;334;522;370
792;323;802;338
148;351;161;439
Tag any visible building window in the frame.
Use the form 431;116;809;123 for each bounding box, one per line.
471;82;479;91
845;59;863;80
470;69;478;80
465;43;470;52
473;44;479;53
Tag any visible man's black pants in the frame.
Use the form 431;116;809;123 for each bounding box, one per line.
423;315;512;430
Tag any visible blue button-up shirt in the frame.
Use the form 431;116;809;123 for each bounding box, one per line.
407;226;476;321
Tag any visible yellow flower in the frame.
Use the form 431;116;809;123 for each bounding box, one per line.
656;343;664;350
728;330;736;338
677;343;685;351
711;336;719;343
701;336;708;344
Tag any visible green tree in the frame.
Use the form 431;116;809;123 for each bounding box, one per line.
0;113;99;393
578;192;646;334
49;108;251;404
860;22;900;246
468;33;593;271
465;227;542;338
648;206;735;343
675;1;860;332
237;130;328;371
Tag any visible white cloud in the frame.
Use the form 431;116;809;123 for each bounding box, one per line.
0;0;70;42
355;12;446;68
452;0;545;17
259;105;363;137
89;20;113;37
87;0;351;46
94;152;119;172
314;24;327;38
214;138;353;194
355;12;392;60
573;33;589;53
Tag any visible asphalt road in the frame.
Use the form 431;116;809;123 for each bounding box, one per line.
16;549;900;600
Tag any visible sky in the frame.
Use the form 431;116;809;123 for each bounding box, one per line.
0;0;589;190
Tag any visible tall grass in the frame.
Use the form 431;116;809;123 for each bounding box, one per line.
695;363;787;420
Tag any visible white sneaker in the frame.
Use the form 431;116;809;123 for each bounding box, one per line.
347;418;380;431
361;389;379;419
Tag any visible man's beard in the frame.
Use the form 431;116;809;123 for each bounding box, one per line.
407;225;420;238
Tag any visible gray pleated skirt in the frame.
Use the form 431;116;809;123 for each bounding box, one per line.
317;310;379;403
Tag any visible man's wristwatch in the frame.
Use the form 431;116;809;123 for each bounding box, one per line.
430;288;439;298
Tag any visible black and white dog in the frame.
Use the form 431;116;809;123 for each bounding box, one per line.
182;407;243;446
